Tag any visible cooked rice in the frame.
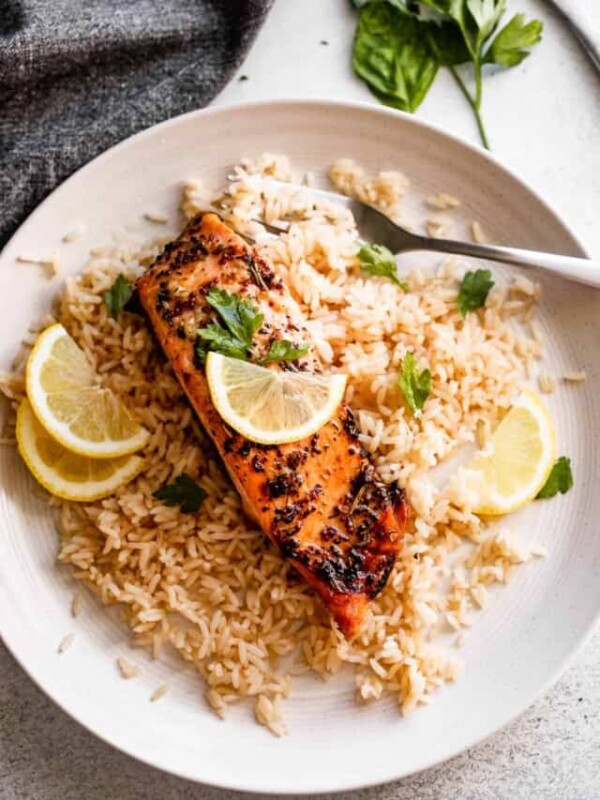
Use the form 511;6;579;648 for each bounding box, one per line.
1;154;552;733
564;371;586;382
58;633;74;654
71;592;83;618
425;219;448;239
538;373;556;394
62;228;81;243
470;220;487;244
143;212;169;224
117;657;140;679
425;192;461;211
150;683;168;702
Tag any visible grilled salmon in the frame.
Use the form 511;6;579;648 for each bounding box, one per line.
138;212;409;637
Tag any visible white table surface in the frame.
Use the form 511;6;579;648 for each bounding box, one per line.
2;1;599;798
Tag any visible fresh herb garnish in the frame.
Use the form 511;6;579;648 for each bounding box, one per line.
196;287;264;363
358;242;409;290
351;1;542;149
103;274;133;319
536;456;573;500
484;12;543;67
262;339;310;364
153;473;206;513
398;352;432;417
457;269;494;317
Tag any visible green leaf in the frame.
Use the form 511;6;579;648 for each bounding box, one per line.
398;352;432;417
536;457;573;500
466;0;506;46
421;0;473;52
197;287;264;362
197;323;248;361
206;287;264;347
350;0;418;10
358;242;409;289
427;20;472;66
457;269;494;317
103;274;133;320
485;13;543;67
153;473;206;514
352;3;440;113
262;340;310;364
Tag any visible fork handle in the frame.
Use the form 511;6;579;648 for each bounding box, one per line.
413;236;600;289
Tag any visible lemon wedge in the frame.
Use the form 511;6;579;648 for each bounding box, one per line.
16;400;145;502
26;324;149;458
205;352;347;445
465;390;556;516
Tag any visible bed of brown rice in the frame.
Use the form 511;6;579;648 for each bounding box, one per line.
1;154;549;736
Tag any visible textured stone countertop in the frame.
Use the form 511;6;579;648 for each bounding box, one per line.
1;0;599;798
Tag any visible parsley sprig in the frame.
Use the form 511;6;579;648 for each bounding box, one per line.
351;1;543;149
196;287;264;363
262;340;310;364
457;269;494;317
196;287;310;365
153;473;206;513
536;456;573;500
358;242;409;290
103;274;133;319
398;352;432;417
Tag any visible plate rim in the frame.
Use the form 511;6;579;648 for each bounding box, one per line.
0;97;597;794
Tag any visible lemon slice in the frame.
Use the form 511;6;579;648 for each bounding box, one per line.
26;324;149;458
16;400;145;502
205;352;347;445
465;390;556;516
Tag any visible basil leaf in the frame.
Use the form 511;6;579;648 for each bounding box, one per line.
457;269;494;317
197;287;264;362
398;352;431;417
427;23;471;65
103;274;133;320
358;242;408;290
485;13;543;67
263;340;310;364
536;457;573;500
352;3;440;113
153;474;206;514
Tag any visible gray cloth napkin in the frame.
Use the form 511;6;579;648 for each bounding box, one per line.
0;0;273;247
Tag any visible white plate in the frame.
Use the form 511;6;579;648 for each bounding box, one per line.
1;100;599;794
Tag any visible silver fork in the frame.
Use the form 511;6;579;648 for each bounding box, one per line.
240;179;600;289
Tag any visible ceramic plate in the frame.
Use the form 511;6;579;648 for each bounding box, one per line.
1;100;598;793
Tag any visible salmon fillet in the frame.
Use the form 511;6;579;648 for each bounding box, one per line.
137;212;409;637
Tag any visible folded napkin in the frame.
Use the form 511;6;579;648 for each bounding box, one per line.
0;0;273;247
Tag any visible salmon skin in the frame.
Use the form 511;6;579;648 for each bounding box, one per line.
137;212;409;637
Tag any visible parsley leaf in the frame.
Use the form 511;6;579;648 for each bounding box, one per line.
262;340;310;364
457;269;494;317
358;242;409;290
485;13;543;67
153;473;206;514
103;274;133;319
196;287;264;363
466;0;506;48
536;457;573;500
398;352;432;417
